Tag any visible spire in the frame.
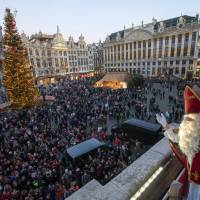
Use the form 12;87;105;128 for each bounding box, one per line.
14;9;17;18
57;25;60;33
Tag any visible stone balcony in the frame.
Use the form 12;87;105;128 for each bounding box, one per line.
65;138;182;200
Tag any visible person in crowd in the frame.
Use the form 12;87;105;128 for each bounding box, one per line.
0;75;199;199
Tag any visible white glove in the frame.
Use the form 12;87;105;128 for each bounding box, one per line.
165;111;170;118
156;113;168;128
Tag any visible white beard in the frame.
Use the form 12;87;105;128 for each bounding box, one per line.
179;113;200;162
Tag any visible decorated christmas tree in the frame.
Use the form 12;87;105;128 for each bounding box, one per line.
3;8;39;109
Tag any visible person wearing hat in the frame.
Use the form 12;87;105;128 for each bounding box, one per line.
156;85;200;200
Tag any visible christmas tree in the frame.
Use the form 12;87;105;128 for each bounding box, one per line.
3;8;39;109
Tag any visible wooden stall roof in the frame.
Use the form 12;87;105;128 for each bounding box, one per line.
98;72;130;83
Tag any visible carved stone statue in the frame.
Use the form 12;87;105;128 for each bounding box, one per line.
158;21;165;32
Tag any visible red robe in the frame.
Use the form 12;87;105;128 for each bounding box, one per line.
170;143;200;195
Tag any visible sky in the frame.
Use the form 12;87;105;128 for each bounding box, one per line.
0;0;200;44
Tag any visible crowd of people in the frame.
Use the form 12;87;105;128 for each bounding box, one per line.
0;76;199;200
0;77;146;200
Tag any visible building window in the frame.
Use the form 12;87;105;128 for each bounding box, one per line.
189;60;193;65
42;60;47;68
171;47;175;57
176;60;180;65
35;49;39;56
178;34;182;43
118;45;120;51
152;67;155;75
170;61;173;65
29;48;33;55
192;32;196;41
138;41;141;48
175;67;179;74
42;50;45;56
164;47;168;57
48;58;52;67
30;58;34;66
148;49;151;58
190;46;195;56
182;67;186;75
143;49;146;59
177;46;181;57
138;50;141;59
126;43;128;50
130;50;132;60
143;40;146;48
122;52;124;60
165;36;169;45
47;50;51;57
185;33;189;43
130;43;132;51
182;60;186;65
148;39;151;47
171;35;176;45
183;47;188;56
36;59;40;68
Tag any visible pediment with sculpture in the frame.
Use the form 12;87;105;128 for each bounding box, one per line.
124;29;153;42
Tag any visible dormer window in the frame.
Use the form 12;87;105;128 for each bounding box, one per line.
116;32;121;41
177;16;185;29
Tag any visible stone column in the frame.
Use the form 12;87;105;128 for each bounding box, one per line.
136;41;138;61
156;38;159;58
141;41;143;60
145;40;148;60
168;36;172;58
180;33;184;57
128;43;130;60
187;32;192;56
174;35;178;57
162;37;165;58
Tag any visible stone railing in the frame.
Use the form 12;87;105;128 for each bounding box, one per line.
66;138;182;200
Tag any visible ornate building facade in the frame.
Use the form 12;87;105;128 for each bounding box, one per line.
88;41;104;71
103;15;200;78
196;39;200;78
21;27;94;83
